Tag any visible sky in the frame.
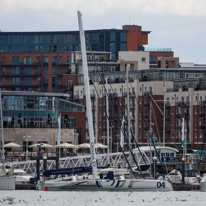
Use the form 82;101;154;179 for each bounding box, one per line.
0;0;206;64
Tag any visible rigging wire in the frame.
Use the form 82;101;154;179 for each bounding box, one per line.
84;36;141;177
130;83;167;174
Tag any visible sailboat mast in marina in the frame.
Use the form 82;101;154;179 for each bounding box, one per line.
77;11;97;179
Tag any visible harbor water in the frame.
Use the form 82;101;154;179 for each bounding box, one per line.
0;191;205;206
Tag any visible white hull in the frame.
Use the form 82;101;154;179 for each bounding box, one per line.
44;179;173;191
0;177;15;190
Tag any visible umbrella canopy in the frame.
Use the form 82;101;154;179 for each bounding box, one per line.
77;143;90;149
55;143;75;148
4;142;21;148
29;143;54;148
95;143;108;149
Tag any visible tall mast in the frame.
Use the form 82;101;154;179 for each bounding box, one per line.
0;86;4;164
126;66;132;176
77;11;97;179
106;78;110;164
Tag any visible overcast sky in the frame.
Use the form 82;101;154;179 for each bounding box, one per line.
1;0;206;64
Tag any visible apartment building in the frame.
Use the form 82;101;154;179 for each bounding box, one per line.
73;80;173;147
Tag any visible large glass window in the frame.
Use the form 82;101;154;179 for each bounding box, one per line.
67;34;79;43
120;43;126;51
43;77;48;92
39;35;53;43
8;35;23;44
110;32;116;41
120;32;127;41
24;56;32;64
110;43;116;52
24;35;38;43
53;34;66;43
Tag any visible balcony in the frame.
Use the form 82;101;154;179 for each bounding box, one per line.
73;95;79;100
175;126;181;131
130;92;136;97
2;80;39;87
0;60;40;66
200;126;206;131
165;115;170;121
131;116;135;121
90;94;95;99
63;85;73;91
130;104;135;110
200;113;206;119
177;114;182;119
143;115;149;120
165;101;170;108
144;103;150;108
0;70;40;76
56;60;71;65
144;91;152;96
200;101;206;107
180;101;190;108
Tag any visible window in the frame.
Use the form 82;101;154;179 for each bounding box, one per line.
2;77;6;82
172;133;174;138
176;109;178;114
120;32;127;41
195;108;197;114
140;87;141;91
120;43;126;51
176;120;178;126
43;66;48;73
200;132;202;138
110;32;116;41
139;133;141;139
139;113;141;120
142;57;146;62
200;96;202;101
172;109;174;115
176;132;178;138
195;132;197;138
195;121;197;130
186;96;189;101
139;122;141;128
2;56;6;61
145;87;147;91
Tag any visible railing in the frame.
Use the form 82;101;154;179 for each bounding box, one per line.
0;70;40;75
73;95;79;100
2;81;39;86
63;85;73;90
0;60;39;65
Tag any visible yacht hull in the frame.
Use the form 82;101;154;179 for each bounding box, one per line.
44;179;173;191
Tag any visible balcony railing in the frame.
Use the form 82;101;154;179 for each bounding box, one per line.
63;85;73;90
2;80;39;86
0;60;39;65
73;95;79;100
0;70;40;76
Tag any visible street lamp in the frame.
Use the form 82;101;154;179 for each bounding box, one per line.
23;133;31;161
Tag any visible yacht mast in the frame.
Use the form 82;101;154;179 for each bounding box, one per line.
106;78;110;164
0;86;4;164
126;66;132;176
78;11;97;179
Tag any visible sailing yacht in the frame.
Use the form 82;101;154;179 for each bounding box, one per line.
40;11;173;191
